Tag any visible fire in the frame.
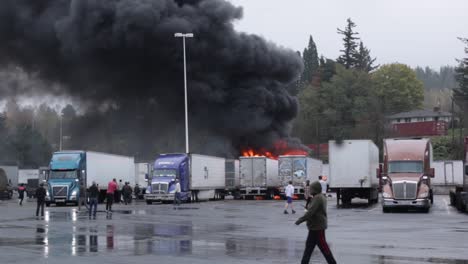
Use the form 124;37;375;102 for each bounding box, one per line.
242;148;277;159
241;140;309;160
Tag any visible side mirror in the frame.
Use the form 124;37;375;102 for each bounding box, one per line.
425;168;435;178
376;168;381;179
145;173;148;180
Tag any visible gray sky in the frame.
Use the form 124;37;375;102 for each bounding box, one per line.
228;0;467;69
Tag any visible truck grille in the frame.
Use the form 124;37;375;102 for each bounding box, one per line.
52;186;68;197
392;181;417;200
152;183;168;194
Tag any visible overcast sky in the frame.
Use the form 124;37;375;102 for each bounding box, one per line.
228;0;467;69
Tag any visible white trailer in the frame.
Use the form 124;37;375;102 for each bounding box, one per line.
0;165;18;187
85;151;135;188
225;159;240;196
18;169;39;184
329;140;380;206
432;160;464;185
239;157;279;199
278;155;323;197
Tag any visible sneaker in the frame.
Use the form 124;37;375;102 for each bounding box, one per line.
284;210;288;214
292;210;296;214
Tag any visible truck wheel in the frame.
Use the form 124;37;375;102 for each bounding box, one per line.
383;207;391;213
146;200;152;205
421;207;430;213
430;192;434;204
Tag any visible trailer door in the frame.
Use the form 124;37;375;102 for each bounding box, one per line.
253;158;267;187
240;159;253;187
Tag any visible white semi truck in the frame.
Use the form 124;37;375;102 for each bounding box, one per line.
278;155;322;198
329;140;380;206
239;157;279;199
46;151;135;206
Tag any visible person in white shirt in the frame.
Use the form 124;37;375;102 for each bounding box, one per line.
319;176;327;195
173;179;181;209
284;181;296;214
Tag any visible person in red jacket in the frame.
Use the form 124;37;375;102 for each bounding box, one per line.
18;183;26;206
106;178;118;212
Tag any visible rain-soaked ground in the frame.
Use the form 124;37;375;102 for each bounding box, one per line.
0;195;467;264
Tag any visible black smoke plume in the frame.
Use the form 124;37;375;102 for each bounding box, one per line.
0;0;303;158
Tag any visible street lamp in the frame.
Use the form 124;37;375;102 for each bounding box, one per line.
59;113;63;151
174;32;194;154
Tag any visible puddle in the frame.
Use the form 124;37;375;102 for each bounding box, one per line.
375;255;468;263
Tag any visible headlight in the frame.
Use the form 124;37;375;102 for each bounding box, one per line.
71;190;77;196
46;191;50;196
382;192;392;198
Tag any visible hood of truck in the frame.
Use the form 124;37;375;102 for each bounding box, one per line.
388;173;423;181
47;179;79;195
151;176;175;184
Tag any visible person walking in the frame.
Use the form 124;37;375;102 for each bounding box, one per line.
295;181;337;264
122;182;133;205
18;183;26;206
107;179;118;213
134;184;141;200
173;179;181;209
78;184;87;211
319;176;327;195
284;181;296;214
88;181;99;218
304;180;311;211
35;183;47;218
116;179;124;203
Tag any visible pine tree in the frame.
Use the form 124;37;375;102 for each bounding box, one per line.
455;38;468;95
355;42;378;72
301;35;319;85
337;18;360;69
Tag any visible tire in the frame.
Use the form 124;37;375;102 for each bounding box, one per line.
146;200;152;205
421;207;430;213
430;192;434;205
383;207;391;213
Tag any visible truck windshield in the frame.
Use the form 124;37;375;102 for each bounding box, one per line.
153;169;177;177
49;170;77;179
388;161;423;173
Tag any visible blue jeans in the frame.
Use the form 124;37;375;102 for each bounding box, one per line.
173;193;181;206
89;198;98;216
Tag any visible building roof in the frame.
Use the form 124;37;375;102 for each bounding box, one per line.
387;109;452;119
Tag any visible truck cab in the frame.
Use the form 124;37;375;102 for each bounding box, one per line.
145;154;189;204
381;139;434;213
46;151;86;206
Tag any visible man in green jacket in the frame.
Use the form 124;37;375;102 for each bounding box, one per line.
295;181;336;264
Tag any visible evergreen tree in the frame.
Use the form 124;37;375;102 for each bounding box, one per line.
301;35;319;85
355;42;378;72
454;38;468;97
337;18;360;69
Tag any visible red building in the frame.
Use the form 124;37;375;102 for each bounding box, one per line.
387;109;452;137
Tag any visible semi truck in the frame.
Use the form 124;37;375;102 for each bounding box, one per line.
380;138;434;213
278;155;322;198
225;159;240;198
449;137;468;212
46;151;135;206
239;157;279;199
0;165;18;188
145;154;226;204
329;140;380;206
0;168;13;199
135;162;150;199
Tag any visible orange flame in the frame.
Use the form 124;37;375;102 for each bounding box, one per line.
241;140;309;160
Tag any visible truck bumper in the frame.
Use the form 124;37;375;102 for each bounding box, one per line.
383;198;430;208
145;194;174;201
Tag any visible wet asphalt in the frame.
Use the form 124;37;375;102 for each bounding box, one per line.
0;195;467;264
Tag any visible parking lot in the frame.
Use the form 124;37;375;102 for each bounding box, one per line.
0;195;467;264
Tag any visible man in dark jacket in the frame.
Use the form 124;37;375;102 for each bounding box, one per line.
88;181;99;218
35;183;47;217
18;183;26;206
295;181;336;264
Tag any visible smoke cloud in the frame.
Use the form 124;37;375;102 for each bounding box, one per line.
0;0;303;158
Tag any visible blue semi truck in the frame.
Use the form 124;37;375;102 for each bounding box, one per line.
145;153;226;204
46;151;135;206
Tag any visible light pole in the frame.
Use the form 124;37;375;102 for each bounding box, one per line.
174;32;194;154
59;113;63;151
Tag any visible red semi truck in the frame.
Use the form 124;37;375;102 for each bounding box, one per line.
380;138;435;213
